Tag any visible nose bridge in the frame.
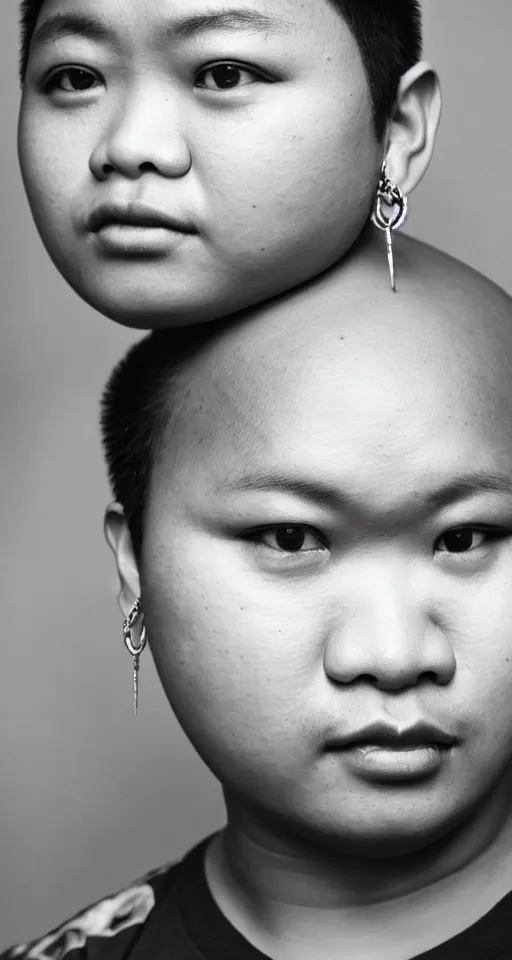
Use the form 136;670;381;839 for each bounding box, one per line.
112;80;175;140
363;558;420;656
90;78;191;179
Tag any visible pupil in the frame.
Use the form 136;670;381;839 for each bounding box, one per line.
70;69;94;90
276;527;305;552
212;65;240;89
445;530;473;553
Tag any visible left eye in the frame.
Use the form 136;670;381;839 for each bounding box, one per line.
45;67;101;92
436;529;489;554
196;63;261;90
255;525;325;554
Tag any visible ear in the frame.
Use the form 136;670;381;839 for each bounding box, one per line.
104;502;141;618
384;61;442;198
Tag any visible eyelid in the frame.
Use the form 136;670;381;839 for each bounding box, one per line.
245;523;328;550
435;524;509;552
437;523;507;538
196;60;273;84
42;64;103;91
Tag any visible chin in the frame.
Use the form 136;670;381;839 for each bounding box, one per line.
287;803;464;862
338;824;452;860
68;281;219;330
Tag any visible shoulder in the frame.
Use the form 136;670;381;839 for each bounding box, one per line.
275;232;511;332
395;234;512;307
0;861;176;960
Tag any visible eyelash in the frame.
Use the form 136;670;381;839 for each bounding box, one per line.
434;526;508;556
196;61;270;90
42;60;269;95
244;524;509;559
43;66;101;94
247;525;327;556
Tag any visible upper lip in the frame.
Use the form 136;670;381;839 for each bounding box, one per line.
329;721;457;749
87;202;198;234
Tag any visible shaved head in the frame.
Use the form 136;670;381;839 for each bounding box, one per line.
148;241;512;525
102;240;512;558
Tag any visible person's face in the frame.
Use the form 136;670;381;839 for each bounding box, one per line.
18;0;381;328
136;293;512;855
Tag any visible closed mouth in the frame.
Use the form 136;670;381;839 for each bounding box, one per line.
351;741;446;751
88;204;198;234
329;721;457;751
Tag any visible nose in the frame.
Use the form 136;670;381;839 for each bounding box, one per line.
89;86;192;181
323;560;456;690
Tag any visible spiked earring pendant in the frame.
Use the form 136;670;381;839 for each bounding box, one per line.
371;162;408;292
123;598;147;715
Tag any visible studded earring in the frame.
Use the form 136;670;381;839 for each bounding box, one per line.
371;162;408;292
123;598;147;715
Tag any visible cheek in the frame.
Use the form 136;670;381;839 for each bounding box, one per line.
199;93;378;229
140;533;323;737
445;582;512;747
18;103;90;215
456;579;512;666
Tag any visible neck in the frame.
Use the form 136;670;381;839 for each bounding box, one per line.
288;221;417;304
205;771;512;957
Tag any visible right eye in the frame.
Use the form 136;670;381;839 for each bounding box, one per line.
44;67;102;93
248;524;327;555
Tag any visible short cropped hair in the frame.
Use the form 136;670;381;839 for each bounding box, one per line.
19;0;422;139
101;325;228;558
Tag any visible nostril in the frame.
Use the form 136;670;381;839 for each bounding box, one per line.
422;671;437;683
357;674;378;687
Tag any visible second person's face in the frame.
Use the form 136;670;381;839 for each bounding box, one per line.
138;296;512;857
19;0;381;327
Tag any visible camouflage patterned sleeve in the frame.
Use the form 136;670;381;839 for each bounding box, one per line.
0;862;176;960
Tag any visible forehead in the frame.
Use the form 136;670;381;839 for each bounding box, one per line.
153;289;512;517
30;0;346;48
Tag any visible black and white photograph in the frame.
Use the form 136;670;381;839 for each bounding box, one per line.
1;1;512;957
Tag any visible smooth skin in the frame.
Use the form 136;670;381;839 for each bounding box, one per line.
19;0;440;328
106;247;512;959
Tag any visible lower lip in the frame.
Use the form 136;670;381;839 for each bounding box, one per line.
340;744;450;781
93;224;191;255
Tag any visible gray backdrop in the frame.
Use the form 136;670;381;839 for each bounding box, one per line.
1;0;511;948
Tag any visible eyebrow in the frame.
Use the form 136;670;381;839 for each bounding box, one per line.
223;473;345;510
426;471;512;507
221;470;512;512
165;9;291;41
30;8;289;56
30;14;113;54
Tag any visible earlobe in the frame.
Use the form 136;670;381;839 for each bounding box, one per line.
104;502;141;616
385;61;442;198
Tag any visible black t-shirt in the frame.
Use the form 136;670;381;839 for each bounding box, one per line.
2;833;511;960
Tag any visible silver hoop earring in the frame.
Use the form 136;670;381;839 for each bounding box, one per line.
123;598;147;715
371;162;408;292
